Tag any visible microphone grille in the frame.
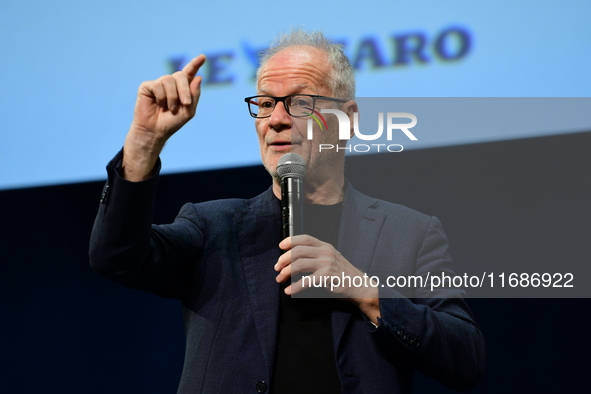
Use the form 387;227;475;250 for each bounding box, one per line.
276;153;307;179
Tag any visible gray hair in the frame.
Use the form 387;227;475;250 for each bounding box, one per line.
256;29;356;100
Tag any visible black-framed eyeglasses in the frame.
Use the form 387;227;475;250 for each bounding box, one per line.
244;94;347;118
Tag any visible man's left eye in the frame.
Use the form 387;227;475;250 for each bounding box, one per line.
292;98;312;107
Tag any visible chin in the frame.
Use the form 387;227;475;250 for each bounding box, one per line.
261;157;279;178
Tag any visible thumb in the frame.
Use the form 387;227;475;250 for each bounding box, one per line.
189;76;203;110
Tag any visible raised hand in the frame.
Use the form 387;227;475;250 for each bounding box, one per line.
122;55;206;181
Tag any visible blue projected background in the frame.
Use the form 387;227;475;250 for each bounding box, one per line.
1;0;590;190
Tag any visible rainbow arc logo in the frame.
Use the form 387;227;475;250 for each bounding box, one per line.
304;107;328;131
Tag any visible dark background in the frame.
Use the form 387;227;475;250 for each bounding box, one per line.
1;131;590;393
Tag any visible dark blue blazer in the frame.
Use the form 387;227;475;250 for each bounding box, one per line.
90;153;485;394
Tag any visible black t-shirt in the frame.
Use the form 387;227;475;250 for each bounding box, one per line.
271;201;345;394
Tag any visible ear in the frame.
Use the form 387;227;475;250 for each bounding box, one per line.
343;100;358;140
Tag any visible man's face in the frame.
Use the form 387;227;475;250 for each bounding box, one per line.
255;46;345;184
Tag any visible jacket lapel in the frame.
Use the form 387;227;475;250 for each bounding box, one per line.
332;181;385;351
237;187;282;378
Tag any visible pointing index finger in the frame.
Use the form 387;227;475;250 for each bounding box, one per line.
182;55;207;78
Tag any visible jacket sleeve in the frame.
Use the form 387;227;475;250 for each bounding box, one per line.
88;150;203;300
372;216;485;391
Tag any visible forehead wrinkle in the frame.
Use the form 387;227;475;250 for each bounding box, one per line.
259;62;329;81
257;67;331;95
258;83;308;96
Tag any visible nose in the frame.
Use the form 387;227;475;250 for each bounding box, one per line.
268;100;292;131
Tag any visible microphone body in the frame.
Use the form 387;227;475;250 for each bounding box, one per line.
276;153;307;238
280;176;304;238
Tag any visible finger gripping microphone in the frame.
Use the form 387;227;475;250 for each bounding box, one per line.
276;153;307;238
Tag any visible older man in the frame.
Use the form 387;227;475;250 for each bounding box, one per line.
90;30;484;393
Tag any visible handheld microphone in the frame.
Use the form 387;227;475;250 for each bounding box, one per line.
276;153;307;238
